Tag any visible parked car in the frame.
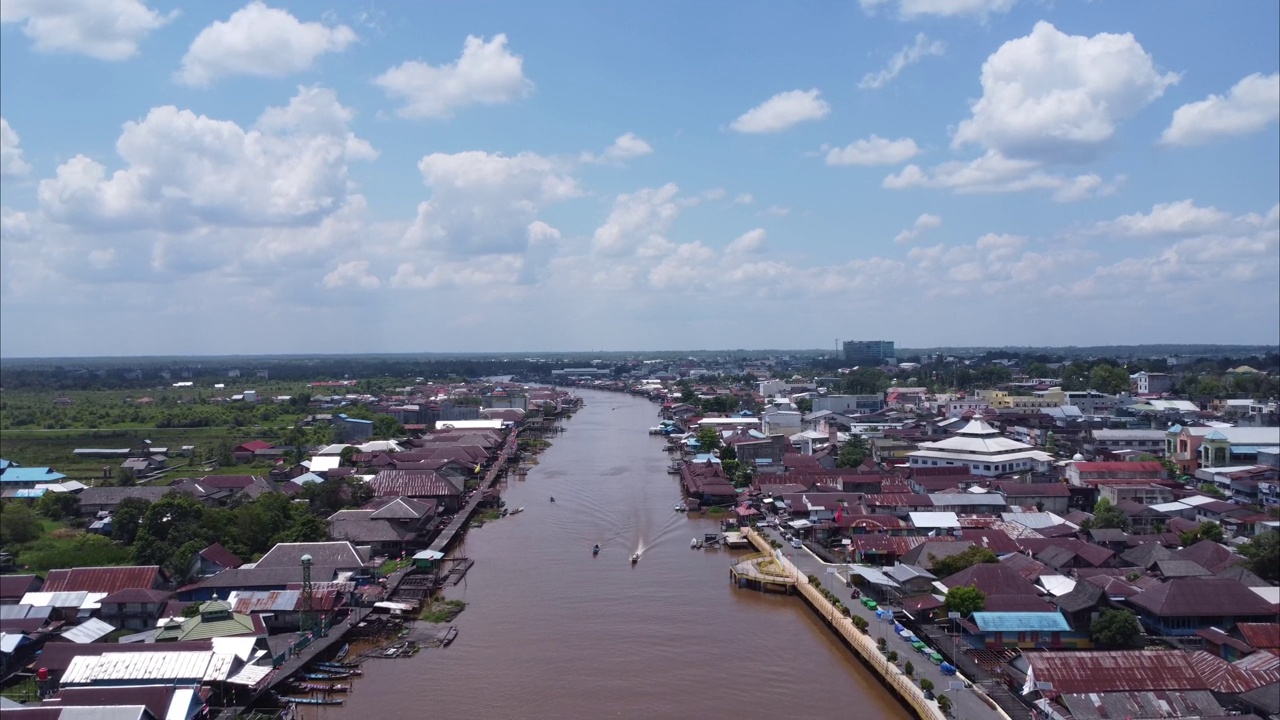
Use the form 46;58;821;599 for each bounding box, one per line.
790;539;803;549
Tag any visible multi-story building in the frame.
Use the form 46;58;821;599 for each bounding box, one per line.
1130;372;1173;395
842;340;895;366
812;394;884;414
1087;429;1167;458
1166;425;1280;473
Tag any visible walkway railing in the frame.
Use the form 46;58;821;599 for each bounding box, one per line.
742;528;945;720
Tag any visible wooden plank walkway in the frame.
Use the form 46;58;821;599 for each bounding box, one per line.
426;429;519;555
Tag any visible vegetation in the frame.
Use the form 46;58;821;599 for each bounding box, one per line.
1197;483;1228;500
419;598;467;623
1179;521;1224;547
904;660;914;677
887;650;899;664
694;425;722;452
937;694;952;715
835;435;869;468
1240;530;1280;583
1080;498;1130;531
930;546;999;578
1090;609;1142;649
920;678;934;693
943;586;986;617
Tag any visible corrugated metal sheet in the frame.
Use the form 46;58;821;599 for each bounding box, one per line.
1188;650;1280;693
62;618;117;644
1027;651;1205;693
61;650;220;685
224;663;273;687
43;566;161;595
21;591;88;608
227;590;301;613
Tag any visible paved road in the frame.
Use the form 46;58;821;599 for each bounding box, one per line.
760;526;1006;720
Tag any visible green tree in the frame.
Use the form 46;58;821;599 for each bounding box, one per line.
339;445;357;466
111;497;152;546
931;546;999;578
1082;498;1130;531
841;368;889;395
835;435;869;468
0;502;44;545
694;425;722;453
944;585;986;616
114;467;136;486
795;397;813;413
133;493;212;576
1090;609;1142;649
37;492;80;521
1239;530;1280;583
1089;364;1131;395
372;414;405;439
1179;521;1224;547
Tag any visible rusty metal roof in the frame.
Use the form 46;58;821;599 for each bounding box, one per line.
42;566;163;595
1026;650;1207;693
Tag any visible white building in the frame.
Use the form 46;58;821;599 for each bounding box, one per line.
907;419;1055;477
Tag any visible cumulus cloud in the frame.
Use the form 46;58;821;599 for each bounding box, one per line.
860;33;946;90
1;118;32;177
733;193;754;205
730;89;830;133
403;150;580;257
1161;72;1280;146
322;260;380;289
581;133;654;164
391;255;525;289
884;150;1122;201
176;2;357;87
859;0;1017;19
591;183;682;257
826;135;921;166
953;21;1179;162
726;228;767;255
759;205;791;217
375;34;532;120
1090;199;1274;238
37;86;376;231
893;213;942;244
0;0;175;60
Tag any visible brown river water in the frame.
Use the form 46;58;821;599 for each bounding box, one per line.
319;388;910;720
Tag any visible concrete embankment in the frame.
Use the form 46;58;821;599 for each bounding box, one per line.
742;528;945;720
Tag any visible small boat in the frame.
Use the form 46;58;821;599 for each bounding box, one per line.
303;666;355;676
593;544;600;556
675;504;687;512
333;643;349;661
630;553;640;565
442;627;458;647
293;682;349;693
550;497;555;503
690;538;698;549
383;646;400;658
509;507;524;515
284;696;344;706
313;661;359;670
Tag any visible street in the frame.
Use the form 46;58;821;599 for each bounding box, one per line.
758;526;1007;720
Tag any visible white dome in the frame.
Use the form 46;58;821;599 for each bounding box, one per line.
1071;452;1085;461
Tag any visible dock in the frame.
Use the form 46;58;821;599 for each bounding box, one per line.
425;428;519;556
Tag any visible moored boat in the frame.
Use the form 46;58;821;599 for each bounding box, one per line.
334;643;349;661
303;671;355;680
510;507;524;514
292;682;349;693
284;696;344;706
442;627;458;646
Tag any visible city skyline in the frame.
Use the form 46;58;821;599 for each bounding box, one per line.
1;1;1278;357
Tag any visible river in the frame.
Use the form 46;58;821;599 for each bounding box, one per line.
322;388;910;720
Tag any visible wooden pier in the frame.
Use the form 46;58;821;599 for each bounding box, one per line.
425;428;519;556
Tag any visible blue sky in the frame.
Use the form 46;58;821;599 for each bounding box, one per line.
1;0;1277;357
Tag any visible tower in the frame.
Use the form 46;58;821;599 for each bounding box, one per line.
300;553;314;634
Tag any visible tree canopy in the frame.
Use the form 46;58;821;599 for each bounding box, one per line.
1240;530;1279;583
931;546;999;578
1090;609;1142;649
835;435;869;468
944;586;986;617
1082;498;1130;531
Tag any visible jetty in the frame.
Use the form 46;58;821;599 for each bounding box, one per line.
425;428;520;556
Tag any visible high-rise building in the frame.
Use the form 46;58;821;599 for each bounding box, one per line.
843;340;895;366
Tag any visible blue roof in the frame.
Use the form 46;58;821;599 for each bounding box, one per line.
971;612;1070;633
1204;430;1229;441
1231;446;1273;454
692;453;721;464
14;488;48;498
0;467;66;483
0;459;11;470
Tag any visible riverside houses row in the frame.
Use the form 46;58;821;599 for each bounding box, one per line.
561;367;1279;720
0;388;565;716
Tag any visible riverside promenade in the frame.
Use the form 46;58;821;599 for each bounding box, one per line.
426;427;519;556
741;528;1009;720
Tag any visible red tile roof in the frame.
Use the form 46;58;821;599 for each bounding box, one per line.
235;440;273;453
42;566;163;594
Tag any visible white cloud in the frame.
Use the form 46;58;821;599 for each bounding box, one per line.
893;213;942;244
176;2;356;87
1;118;31;177
37;86;376;230
391;255;525;289
733;193;754;205
403;150;580;257
859;0;1017;19
826;135;921;166
581;132;654;164
726;228;767;255
759;205;791;217
375;34;532;120
1161;72;1280;146
591;183;682;257
323;260;380;289
884;150;1122;201
860;33;946;90
0;0;175;60
1090;199;1271;238
953;21;1179;162
730;89;830;134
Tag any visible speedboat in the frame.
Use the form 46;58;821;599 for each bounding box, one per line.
690;538;698;549
674;504;687;512
630;553;640;565
509;507;524;515
550;497;555;503
593;544;600;556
